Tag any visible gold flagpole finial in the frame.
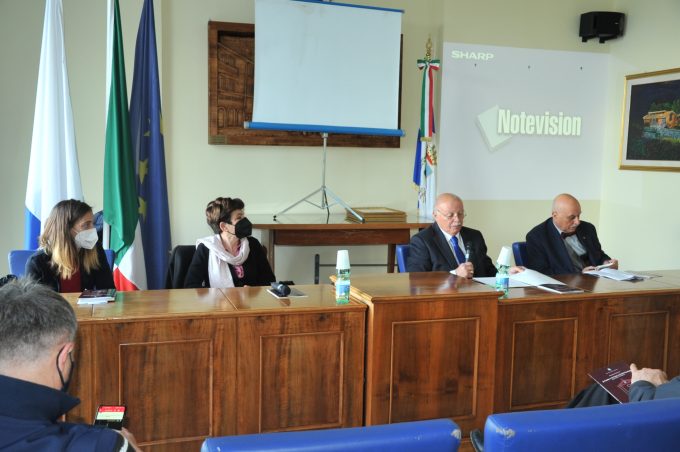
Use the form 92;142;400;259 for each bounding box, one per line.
424;36;433;62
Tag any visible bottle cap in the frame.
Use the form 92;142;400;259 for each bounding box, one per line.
497;246;513;267
336;250;350;269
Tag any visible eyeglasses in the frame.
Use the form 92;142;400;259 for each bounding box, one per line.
436;209;466;220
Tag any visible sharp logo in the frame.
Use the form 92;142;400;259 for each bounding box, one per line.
450;50;494;61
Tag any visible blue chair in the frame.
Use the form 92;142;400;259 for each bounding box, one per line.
512;241;527;266
482;398;680;451
8;250;35;277
104;249;115;270
201;418;460;452
8;249;115;277
396;244;410;272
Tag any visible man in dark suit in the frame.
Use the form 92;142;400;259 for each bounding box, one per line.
407;193;503;278
526;193;617;275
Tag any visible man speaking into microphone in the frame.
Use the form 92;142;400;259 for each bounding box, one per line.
407;193;503;278
526;193;618;275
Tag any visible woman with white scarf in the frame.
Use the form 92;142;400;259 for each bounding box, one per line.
184;197;275;288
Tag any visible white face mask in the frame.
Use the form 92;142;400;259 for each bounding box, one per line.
74;228;98;250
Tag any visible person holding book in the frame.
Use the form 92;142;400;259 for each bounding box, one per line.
526;193;618;275
407;193;522;277
471;363;680;451
184;197;275;288
568;363;680;408
25;200;115;293
0;278;140;451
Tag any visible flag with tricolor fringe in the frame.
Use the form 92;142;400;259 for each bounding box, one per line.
413;47;440;219
103;0;147;290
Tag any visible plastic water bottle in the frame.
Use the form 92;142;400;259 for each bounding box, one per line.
495;264;510;293
336;250;351;304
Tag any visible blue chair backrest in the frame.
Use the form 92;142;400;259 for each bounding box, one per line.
512;241;527;266
201;418;460;452
396;244;410;272
104;249;115;270
484;398;680;452
8;250;34;277
8;249;115;277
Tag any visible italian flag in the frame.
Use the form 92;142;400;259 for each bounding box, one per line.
103;0;147;291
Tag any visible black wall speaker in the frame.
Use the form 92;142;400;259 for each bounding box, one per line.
579;11;625;43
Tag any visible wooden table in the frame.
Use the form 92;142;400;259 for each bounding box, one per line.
347;270;680;435
62;270;680;449
250;214;431;273
65;285;366;452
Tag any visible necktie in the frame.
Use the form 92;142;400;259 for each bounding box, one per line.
450;236;466;265
561;231;576;239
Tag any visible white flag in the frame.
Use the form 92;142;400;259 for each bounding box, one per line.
25;0;82;249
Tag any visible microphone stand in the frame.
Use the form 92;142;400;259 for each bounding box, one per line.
273;132;364;223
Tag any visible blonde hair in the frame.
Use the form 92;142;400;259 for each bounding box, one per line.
39;200;100;279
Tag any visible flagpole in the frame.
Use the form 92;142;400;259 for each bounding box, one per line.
102;0;114;252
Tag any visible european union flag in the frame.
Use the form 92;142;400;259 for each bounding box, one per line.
129;0;171;289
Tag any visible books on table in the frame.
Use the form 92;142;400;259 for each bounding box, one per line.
77;288;116;305
509;269;585;294
345;207;406;223
588;361;632;403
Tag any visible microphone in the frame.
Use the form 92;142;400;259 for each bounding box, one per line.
465;243;472;262
271;282;291;297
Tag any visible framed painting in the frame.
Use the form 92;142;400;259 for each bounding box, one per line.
620;67;680;171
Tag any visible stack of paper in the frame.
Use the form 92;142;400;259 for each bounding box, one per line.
510;269;584;294
584;268;650;281
345;207;406;223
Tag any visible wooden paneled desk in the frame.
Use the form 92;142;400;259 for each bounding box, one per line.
250;214;430;273
65;285;366;452
63;270;680;449
348;271;680;434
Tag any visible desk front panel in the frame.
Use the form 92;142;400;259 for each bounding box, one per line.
68;286;366;450
494;273;680;413
224;284;366;434
350;272;499;434
349;271;680;436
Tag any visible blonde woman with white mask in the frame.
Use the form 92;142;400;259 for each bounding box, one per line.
26;199;114;293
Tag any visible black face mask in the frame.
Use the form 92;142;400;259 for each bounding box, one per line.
56;346;75;393
233;217;252;239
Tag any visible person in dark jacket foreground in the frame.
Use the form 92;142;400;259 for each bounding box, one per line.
0;279;140;451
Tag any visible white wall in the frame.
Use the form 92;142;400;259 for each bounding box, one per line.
0;0;443;282
2;0;678;281
599;0;680;270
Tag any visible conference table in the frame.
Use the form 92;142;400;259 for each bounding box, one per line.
64;270;680;450
65;285;366;452
250;214;431;273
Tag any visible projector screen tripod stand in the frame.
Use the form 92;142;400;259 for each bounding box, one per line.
273;133;364;223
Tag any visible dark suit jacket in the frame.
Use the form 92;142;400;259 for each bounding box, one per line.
407;223;497;277
526;218;610;275
25;244;115;292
